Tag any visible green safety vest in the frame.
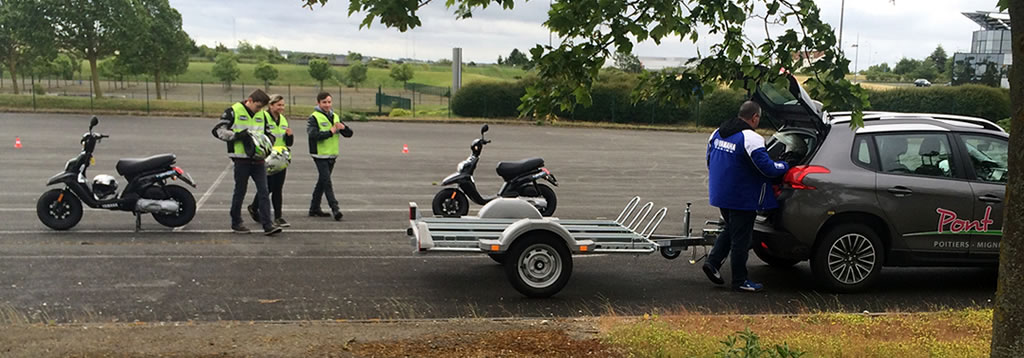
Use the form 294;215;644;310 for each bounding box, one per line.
228;102;265;158
311;110;340;159
257;110;289;147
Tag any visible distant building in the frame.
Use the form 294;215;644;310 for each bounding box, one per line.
953;11;1011;88
637;56;694;70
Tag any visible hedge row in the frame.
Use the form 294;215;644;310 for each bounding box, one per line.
451;80;1011;125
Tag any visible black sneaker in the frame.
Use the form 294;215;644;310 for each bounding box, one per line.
247;204;259;222
332;210;343;221
702;263;725;285
308;210;331;217
274;218;290;227
264;226;282;236
232;225;251;234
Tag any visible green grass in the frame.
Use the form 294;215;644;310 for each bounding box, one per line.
604;309;993;357
82;61;526;90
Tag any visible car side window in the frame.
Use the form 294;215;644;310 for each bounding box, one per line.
853;136;873;168
961;134;1008;183
874;133;954;178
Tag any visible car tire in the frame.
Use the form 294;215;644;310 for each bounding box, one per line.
488;253;506;264
753;243;800;268
811;223;884;293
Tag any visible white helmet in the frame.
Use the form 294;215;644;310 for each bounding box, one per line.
247;129;274;160
92;174;118;200
266;146;291;175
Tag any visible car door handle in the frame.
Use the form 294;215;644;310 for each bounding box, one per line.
978;194;1003;203
887;187;913;196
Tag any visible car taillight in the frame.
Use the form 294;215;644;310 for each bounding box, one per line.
783;165;830;190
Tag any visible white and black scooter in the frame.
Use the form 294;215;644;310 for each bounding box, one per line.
37;116;198;231
432;125;558;217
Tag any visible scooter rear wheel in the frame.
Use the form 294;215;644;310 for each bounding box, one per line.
37;189;83;231
432;188;469;217
146;185;196;228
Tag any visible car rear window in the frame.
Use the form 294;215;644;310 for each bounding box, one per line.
767;131;817;163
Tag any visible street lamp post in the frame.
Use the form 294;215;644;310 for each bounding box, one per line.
851;34;860;82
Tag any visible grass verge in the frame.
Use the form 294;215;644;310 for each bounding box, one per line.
603;309;992;357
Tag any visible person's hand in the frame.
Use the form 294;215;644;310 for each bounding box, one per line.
285;128;293;136
330;125;338;134
335;122;345;131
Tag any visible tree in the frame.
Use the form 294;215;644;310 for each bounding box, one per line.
952;56;977;86
346;51;363;63
52;0;129;98
614;51;644;73
115;0;191;100
0;0;56;95
368;58;389;68
97;57;127;88
497;55;503;65
253;61;278;90
308;58;332;89
303;0;867;121
928;45;948;72
389;63;414;86
214;43;228;53
979;60;1003;88
344;61;367;90
212;53;240;88
51;53;76;81
909;59;939;82
892;57;919;80
505;48;531;68
992;1;1024;356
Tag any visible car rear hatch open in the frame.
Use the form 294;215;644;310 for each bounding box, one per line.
752;74;828;136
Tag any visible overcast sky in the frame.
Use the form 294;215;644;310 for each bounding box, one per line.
170;0;1002;69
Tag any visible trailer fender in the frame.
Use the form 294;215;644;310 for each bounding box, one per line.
488;219;577;253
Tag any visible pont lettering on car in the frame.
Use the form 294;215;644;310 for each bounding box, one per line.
935;206;994;233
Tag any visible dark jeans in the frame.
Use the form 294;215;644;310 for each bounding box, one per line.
707;208;757;288
251;169;286;220
311;158;339;212
231;159;273;230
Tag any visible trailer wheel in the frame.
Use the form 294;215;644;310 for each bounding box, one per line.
504;235;573;298
660;246;681;260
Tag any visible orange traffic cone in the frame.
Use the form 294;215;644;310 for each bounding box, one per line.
14;137;21;149
402;144;409;154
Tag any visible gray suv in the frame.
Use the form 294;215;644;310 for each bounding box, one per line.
751;75;1008;293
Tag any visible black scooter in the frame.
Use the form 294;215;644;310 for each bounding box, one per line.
432;125;558;217
37;116;198;231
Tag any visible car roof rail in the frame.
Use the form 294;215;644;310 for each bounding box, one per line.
829;111;1005;133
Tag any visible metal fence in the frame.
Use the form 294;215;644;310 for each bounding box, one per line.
0;76;451;118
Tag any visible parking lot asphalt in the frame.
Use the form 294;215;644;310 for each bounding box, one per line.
0;112;996;323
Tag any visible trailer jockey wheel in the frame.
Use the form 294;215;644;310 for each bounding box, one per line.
660;246;681;260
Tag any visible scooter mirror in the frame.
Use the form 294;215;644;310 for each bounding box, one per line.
481;124;489;135
89;116;99;129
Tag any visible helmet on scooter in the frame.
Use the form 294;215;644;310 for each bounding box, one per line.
92;174;118;200
246;129;274;160
266;146;291;175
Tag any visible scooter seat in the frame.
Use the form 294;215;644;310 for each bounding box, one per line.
116;154;176;177
495;157;545;180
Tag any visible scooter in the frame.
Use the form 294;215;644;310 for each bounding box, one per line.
432;124;558;217
36;116;198;231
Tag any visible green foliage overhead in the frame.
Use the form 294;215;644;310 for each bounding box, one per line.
302;0;869;125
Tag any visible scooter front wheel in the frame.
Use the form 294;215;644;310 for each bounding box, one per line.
432;188;469;217
37;189;83;231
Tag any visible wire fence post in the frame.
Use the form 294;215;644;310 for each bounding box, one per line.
89;79;94;111
200;81;205;116
338;86;343;112
31;77;36;111
145;79;150;115
241;82;245;99
287;84;292;118
377;85;382;114
447;87;451;118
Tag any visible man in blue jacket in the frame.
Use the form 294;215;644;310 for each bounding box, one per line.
703;101;789;292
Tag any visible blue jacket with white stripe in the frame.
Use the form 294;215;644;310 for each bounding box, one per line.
707;118;790;211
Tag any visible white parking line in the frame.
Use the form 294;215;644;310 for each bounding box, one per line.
0;254;610;260
174;162;232;232
0;208;410;212
0;229;404;235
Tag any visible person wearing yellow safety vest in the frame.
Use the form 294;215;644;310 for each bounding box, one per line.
306;91;353;221
211;89;282;236
247;94;294;228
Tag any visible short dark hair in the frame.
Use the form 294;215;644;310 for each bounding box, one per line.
248;89;270;105
316;92;332;102
738;101;761;120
